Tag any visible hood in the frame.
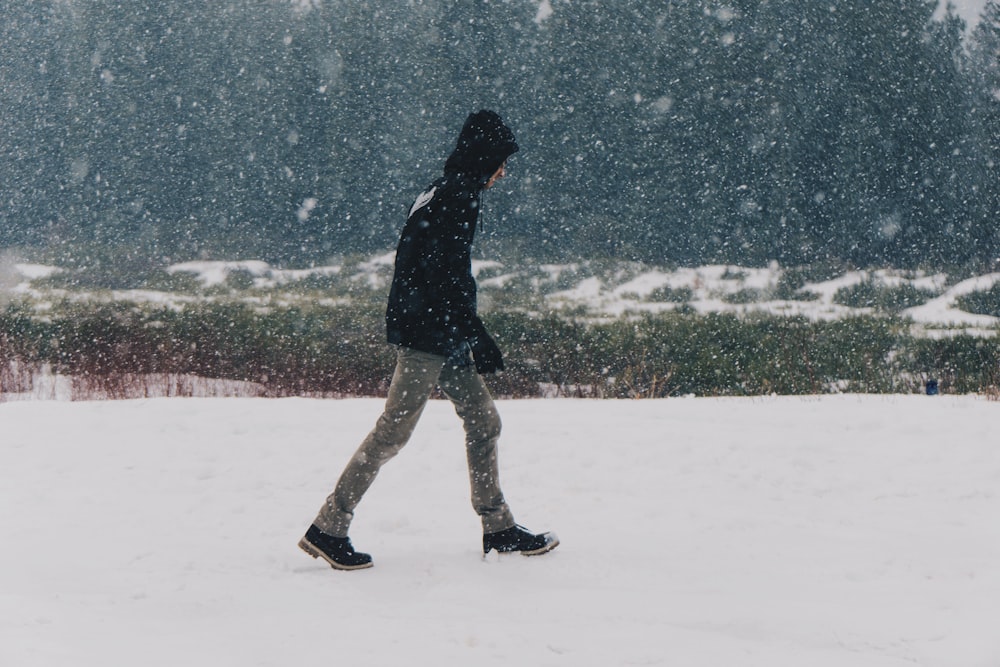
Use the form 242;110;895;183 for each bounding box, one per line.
443;110;519;183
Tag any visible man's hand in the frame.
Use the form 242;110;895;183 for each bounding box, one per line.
470;332;505;375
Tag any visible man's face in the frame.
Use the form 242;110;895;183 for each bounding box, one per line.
485;161;506;189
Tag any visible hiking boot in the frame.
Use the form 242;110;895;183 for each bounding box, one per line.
483;525;559;556
298;525;373;570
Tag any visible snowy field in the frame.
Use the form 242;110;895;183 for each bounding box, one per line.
2;395;998;666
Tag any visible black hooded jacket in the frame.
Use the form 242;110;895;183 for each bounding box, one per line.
385;110;519;358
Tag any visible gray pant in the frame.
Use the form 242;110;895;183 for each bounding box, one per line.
313;346;515;537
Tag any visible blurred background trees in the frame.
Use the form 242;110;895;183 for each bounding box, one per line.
1;0;998;271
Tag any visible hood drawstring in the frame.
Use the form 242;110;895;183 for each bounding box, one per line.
478;189;487;233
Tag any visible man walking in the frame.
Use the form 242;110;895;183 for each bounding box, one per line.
299;110;558;570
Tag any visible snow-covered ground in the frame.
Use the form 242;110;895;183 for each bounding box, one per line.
9;258;1000;336
544;264;998;333
906;273;1000;335
2;395;998;666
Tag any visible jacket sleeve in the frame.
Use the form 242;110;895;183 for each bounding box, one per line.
438;243;484;342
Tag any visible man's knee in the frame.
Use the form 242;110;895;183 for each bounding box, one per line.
486;407;502;439
467;405;501;443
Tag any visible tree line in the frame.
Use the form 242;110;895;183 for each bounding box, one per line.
2;0;999;272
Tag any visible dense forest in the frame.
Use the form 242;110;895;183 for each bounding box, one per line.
2;0;1000;272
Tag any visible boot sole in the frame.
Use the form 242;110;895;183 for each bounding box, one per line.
486;533;560;557
298;537;373;571
522;534;560;556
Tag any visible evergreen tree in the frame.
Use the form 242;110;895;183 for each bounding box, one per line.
968;0;1000;268
909;4;976;267
0;2;74;248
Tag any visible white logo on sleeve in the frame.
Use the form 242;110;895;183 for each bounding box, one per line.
408;186;437;218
